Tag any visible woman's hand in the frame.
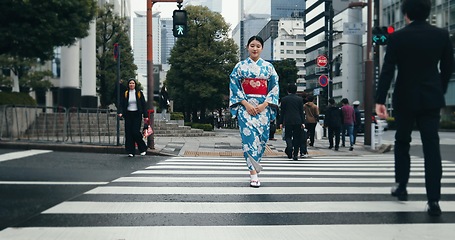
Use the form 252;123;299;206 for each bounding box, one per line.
242;100;257;116
255;102;268;114
118;113;123;118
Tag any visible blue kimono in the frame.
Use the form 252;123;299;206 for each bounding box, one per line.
229;57;279;171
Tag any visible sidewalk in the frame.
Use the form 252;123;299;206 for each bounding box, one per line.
0;128;386;157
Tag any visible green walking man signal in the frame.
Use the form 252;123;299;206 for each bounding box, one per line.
173;10;187;37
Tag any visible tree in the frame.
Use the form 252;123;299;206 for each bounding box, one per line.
0;0;96;60
272;59;299;100
96;3;137;108
0;55;53;93
167;5;238;123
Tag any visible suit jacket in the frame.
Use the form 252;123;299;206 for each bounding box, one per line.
280;93;304;126
376;20;454;111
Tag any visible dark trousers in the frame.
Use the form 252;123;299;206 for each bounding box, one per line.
124;111;147;155
353;124;360;144
328;126;341;149
284;124;302;157
394;109;442;201
299;128;308;155
306;122;317;146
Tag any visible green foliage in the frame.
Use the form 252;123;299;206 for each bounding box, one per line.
273;59;299;99
440;121;455;129
0;0;97;60
0;92;37;106
167;5;238;122
185;122;213;131
96;3;137;108
170;112;184;120
0;55;54;92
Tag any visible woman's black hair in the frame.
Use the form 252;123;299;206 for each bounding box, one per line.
401;0;431;21
247;35;264;47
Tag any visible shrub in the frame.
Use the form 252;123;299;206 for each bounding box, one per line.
440;121;455;129
171;112;184;120
185;122;213;131
0;92;37;106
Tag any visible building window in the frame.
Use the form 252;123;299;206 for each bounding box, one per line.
296;50;305;54
280;50;285;54
286;42;294;46
286;50;294;54
281;42;284;46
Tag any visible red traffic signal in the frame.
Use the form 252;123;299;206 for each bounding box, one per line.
387;26;395;34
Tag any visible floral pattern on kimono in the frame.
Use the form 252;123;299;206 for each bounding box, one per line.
229;57;279;171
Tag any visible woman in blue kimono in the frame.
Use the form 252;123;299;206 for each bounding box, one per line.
229;36;279;188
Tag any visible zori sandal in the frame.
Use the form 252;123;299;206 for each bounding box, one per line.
250;179;261;188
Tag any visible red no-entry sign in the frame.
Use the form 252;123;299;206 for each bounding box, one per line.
316;55;328;67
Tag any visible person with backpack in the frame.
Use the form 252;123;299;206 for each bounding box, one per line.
118;78;148;157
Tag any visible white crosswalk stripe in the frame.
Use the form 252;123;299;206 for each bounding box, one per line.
1;154;455;240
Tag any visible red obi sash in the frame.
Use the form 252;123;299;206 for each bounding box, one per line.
242;78;268;95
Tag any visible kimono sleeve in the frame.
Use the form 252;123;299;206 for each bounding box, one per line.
229;62;246;118
266;64;279;120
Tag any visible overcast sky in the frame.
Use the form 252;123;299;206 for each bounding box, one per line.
131;0;241;30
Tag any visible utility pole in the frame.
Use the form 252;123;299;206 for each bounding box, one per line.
364;0;374;145
146;0;183;149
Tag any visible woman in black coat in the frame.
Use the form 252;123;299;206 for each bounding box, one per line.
118;78;148;157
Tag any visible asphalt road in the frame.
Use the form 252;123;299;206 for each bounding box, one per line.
0;150;167;230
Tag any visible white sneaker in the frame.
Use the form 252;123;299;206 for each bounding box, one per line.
128;154;134;157
140;151;146;156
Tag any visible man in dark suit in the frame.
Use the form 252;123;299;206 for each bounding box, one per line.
375;0;454;216
280;83;305;160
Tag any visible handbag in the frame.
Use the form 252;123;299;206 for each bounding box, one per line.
143;119;154;138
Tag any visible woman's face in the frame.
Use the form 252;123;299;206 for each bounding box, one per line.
247;40;263;61
128;80;136;90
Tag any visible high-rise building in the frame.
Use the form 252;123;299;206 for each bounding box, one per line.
233;0;305;60
273;18;306;91
132;11;161;75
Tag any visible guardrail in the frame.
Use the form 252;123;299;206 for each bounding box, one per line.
0;105;122;146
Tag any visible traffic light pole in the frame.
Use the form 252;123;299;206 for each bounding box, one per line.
364;0;373;145
147;0;183;149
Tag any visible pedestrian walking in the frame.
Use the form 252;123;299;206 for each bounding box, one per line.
324;98;343;151
304;95;319;147
352;100;361;144
118;78;149;157
280;83;305;161
159;85;170;121
341;98;355;151
229;35;279;188
375;0;454;216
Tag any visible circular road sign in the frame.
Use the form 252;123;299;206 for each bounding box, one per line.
316;55;328;67
319;74;329;87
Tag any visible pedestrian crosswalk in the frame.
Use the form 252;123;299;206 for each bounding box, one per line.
1;154;455;239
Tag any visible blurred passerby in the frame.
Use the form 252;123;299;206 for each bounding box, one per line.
324;98;343;151
341;98;355;151
280;83;305;161
352;100;361;144
375;0;454;216
304;95;319;147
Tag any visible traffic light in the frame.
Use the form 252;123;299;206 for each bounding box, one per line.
372;26;394;45
173;10;187;37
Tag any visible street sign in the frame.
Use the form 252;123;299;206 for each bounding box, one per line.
343;22;365;35
316;55;328;67
319;74;329;87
